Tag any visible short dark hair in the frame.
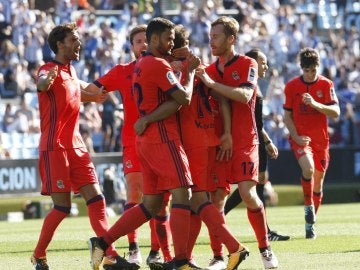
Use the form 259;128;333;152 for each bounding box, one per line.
146;17;174;43
245;48;262;60
48;22;77;54
129;24;147;45
300;47;320;68
173;24;189;50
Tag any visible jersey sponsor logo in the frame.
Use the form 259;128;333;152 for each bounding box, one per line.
316;90;323;98
232;71;240;80
247;67;256;82
57;180;65;189
166;71;177;85
125;160;133;169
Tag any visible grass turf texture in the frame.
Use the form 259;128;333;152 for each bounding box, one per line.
1;203;360;270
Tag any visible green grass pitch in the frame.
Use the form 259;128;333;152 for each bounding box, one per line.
1;203;360;269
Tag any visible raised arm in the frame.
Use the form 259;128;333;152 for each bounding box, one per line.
195;66;254;103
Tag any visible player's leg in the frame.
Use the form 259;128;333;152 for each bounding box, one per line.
312;147;329;215
238;180;278;269
258;170;290;241
88;194;162;270
224;187;242;215
31;150;71;270
207;188;228;269
297;154;317;239
151;194;173;264
168;187;192;269
124;171;143;265
31;193;71;270
313;169;326;213
192;190;249;270
232;145;278;269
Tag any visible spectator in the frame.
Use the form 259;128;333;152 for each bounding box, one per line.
2;103;15;132
2;69;19;98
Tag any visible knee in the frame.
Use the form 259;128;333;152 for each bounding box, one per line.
302;167;314;179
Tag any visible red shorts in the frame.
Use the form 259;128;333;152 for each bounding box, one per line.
290;139;330;172
207;148;231;193
136;140;192;195
186;146;215;192
39;148;97;195
123;146;141;175
228;144;259;183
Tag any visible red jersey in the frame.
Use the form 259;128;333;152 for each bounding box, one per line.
179;81;219;149
95;61;138;147
207;55;259;149
37;61;85;151
283;75;338;148
133;52;184;143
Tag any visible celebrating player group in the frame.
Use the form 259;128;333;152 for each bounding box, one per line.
31;12;339;270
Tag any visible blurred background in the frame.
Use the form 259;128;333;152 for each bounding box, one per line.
0;1;359;210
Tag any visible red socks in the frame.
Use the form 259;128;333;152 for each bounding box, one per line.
247;204;269;249
313;191;323;213
170;205;190;261
33;206;69;258
199;202;240;254
301;176;314;206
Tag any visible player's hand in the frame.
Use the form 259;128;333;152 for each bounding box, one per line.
134;116;149;135
93;86;108;103
265;142;279;159
302;93;316;107
294;135;311;146
172;46;190;59
187;53;201;72
195;67;214;87
216;132;233;161
46;66;58;86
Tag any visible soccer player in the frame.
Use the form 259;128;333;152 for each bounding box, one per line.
139;24;249;270
88;17;201;270
224;48;290;242
283;47;340;239
31;22;128;270
195;16;279;269
84;24;173;266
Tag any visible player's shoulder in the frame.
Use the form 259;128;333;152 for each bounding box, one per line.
238;54;257;65
317;74;333;86
286;76;302;86
137;54;170;70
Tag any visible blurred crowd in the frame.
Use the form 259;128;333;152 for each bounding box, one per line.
0;0;359;159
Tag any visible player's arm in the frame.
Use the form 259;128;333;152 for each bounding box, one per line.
302;93;340;118
134;99;181;135
261;128;278;159
170;53;201;105
195;67;254;103
283;109;310;146
211;90;233;161
37;66;58;91
81;82;109;103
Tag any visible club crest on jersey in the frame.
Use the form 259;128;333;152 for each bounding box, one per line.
166;71;177;85
125;160;133;169
232;71;240;80
316;90;323;98
57;180;65;189
247;67;256;82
